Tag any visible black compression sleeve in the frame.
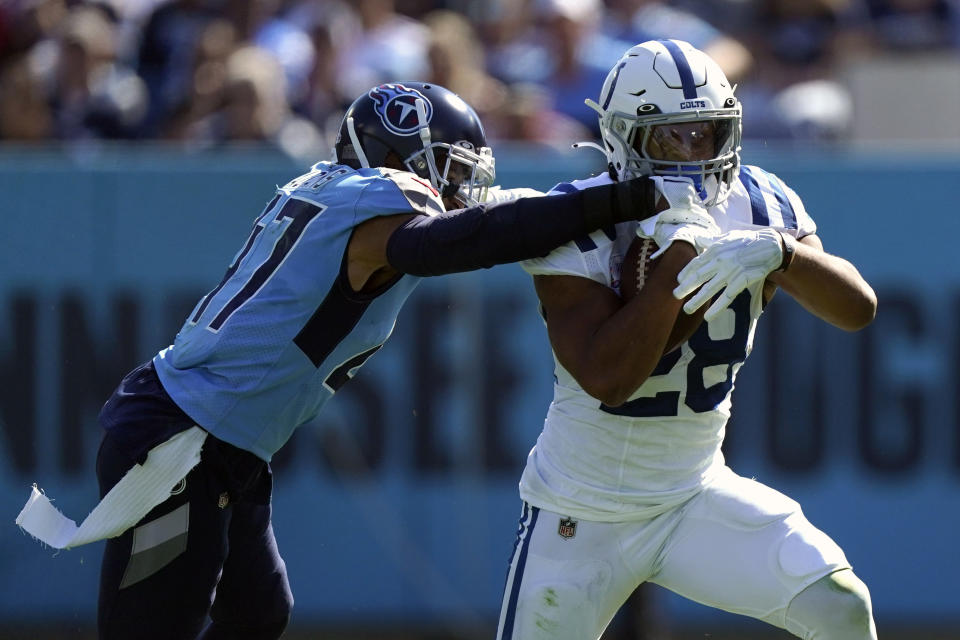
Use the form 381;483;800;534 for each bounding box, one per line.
385;177;660;277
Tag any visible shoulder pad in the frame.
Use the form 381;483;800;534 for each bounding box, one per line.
485;186;544;203
379;168;445;217
548;173;613;196
736;165;814;234
522;241;592;279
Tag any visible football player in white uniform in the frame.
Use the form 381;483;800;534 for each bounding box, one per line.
496;40;878;640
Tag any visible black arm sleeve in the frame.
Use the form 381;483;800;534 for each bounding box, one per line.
386;176;659;277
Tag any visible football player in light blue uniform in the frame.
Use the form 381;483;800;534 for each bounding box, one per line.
496;41;879;640
88;82;673;640
154;164;436;462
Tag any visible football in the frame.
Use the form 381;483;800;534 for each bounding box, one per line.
619;236;659;302
620;236;708;353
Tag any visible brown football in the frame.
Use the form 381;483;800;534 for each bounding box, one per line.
619;236;659;302
620;236;707;353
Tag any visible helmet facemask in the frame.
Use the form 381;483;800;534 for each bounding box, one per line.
583;40;743;207
336;82;496;209
603;108;740;207
406;142;495;208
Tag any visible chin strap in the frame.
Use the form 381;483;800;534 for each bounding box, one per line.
415;98;432;149
572;140;625;185
414;97;443;193
571;140;607;155
576;93;612;148
577;98;610;157
346;117;370;168
579;98;621;180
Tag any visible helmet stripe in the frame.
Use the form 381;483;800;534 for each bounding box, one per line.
657;39;697;99
601;61;628;110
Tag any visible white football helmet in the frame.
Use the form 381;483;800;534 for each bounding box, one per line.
585;39;742;207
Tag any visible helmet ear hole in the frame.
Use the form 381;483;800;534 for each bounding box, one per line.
383;151;407;171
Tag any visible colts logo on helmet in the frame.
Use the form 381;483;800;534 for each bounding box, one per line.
368;84;433;136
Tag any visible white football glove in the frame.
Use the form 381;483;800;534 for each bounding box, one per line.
673;228;786;319
636;176;720;259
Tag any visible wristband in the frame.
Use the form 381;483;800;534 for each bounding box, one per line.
777;231;797;272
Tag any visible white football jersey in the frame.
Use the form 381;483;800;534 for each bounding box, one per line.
484;185;546;202
519;166;817;522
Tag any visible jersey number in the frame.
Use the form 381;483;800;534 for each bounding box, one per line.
600;291;752;417
191;195;325;331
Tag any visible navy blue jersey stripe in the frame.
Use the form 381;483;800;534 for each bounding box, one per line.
294;254;403;368
257;193;283;223
658;40;697;99
601;390;681;417
574;235;597;252
601;224;617;241
739;167;770;226
324;344;382;391
500;505;539;640
191;194;282;323
765;174;798;229
209;198;324;331
260;193;283;219
503;502;529;591
550;182;578;195
601;61;627;110
651;346;682;376
191;225;264;323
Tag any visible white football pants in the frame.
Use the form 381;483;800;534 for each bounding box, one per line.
496;467;875;640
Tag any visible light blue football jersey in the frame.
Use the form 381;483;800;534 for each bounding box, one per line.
154;161;444;461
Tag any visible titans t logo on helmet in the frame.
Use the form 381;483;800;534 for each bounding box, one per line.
368;84;434;136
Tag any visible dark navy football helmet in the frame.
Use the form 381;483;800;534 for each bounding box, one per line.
335;82;495;206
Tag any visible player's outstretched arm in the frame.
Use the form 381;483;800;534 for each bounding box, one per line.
675;231;876;331
766;234;876;331
536;243;696;407
383;176;664;277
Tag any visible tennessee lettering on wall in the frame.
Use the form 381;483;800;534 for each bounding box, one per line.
0;285;956;478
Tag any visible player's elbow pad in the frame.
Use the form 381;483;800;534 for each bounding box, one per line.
385;181;657;277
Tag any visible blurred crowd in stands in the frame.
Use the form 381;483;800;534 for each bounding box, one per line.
0;0;958;158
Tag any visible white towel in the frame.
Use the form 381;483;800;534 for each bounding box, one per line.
15;426;208;549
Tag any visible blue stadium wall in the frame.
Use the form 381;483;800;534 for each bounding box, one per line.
0;145;958;634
